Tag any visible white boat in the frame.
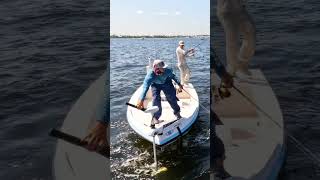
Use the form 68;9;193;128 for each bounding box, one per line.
52;72;109;180
212;69;285;180
127;83;200;146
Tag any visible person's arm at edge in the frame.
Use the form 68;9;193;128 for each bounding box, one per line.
82;74;109;152
139;72;153;101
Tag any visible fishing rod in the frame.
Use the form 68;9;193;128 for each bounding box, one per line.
186;39;208;59
191;36;209;49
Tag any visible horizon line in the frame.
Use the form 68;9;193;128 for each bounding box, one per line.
110;34;210;36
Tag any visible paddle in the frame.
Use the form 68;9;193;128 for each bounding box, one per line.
126;102;159;114
126;102;146;111
49;129;110;158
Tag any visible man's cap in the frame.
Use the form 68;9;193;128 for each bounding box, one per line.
179;41;185;45
153;59;168;69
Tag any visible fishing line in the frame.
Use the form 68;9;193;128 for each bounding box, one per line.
146;56;155;60
181;88;210;114
213;48;320;166
187;39;207;60
192;39;208;51
147;39;210;114
233;85;282;128
176;38;210;113
172;38;178;75
208;40;320;177
232;85;320;166
235;84;320;165
211;40;320;166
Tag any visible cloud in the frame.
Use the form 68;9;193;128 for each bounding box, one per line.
175;11;181;15
136;10;144;14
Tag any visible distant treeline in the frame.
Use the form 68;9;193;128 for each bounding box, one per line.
111;35;209;38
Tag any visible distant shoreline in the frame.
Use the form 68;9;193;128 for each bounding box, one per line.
110;35;209;38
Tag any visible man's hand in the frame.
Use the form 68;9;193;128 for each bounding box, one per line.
82;121;109;151
221;71;234;88
136;100;144;110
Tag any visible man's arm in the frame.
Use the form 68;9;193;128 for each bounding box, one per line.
139;72;153;101
136;72;153;109
183;49;194;57
82;82;109;151
178;48;190;57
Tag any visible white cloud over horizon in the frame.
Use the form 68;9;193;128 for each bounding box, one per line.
136;10;144;14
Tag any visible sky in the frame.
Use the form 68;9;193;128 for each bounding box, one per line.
110;0;210;36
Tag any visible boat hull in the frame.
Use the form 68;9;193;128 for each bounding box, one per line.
52;73;109;180
127;83;200;146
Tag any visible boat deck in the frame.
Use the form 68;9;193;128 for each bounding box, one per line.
213;69;285;179
127;83;199;145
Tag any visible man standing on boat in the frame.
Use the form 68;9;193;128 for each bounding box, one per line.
216;0;256;76
176;41;195;85
211;0;256;179
136;60;183;128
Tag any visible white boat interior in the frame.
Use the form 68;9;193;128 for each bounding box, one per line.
212;69;285;180
127;83;199;146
